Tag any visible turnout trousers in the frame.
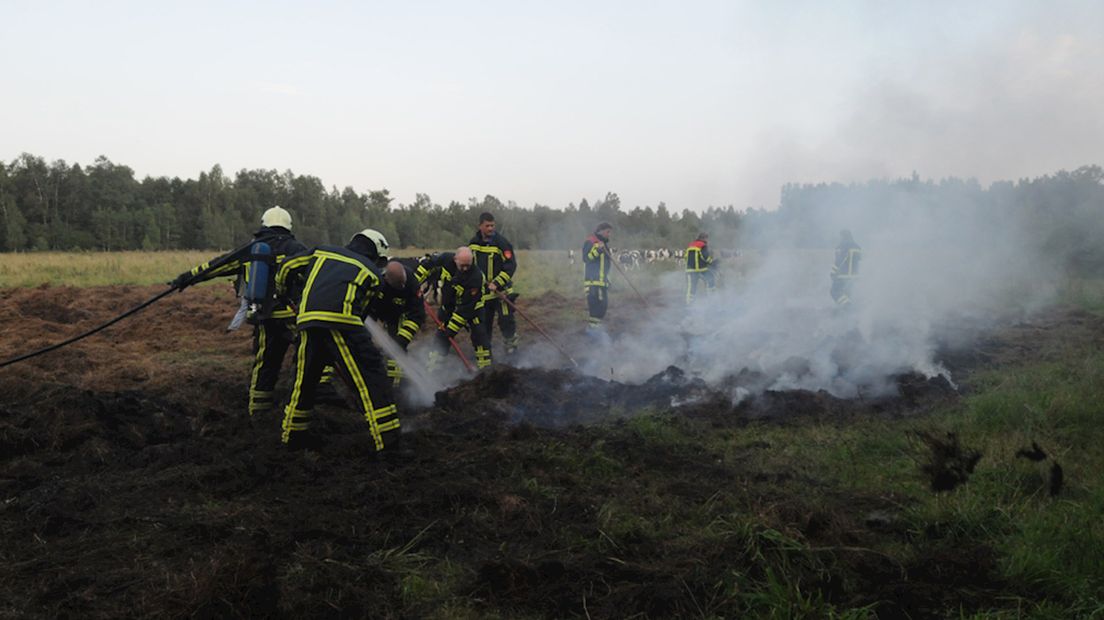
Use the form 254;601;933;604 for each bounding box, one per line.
482;295;519;353
585;285;608;328
281;327;400;451
685;271;716;304
249;319;295;416
830;277;855;307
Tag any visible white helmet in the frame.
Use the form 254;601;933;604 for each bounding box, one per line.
261;206;292;230
351;228;389;258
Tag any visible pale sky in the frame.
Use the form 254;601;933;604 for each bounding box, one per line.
2;1;1102;211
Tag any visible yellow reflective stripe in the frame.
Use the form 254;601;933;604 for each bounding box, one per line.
331;330;384;451
414;264;431;284
250;324;266;393
286;330;310;411
276;254;312;289
584;280;608;287
298;310;366;326
343;281;358;317
299;256;326;306
469;244;504;257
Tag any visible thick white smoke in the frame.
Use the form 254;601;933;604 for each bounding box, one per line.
565;181;1061;398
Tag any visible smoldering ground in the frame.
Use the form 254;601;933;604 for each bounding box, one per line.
512;179;1067;404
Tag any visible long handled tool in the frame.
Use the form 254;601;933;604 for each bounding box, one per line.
602;247;650;307
495;292;579;368
423;299;476;373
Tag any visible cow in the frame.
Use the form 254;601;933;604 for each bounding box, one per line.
617;250;641;270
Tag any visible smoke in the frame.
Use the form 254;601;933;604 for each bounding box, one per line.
570;178;1060;399
362;318;442;407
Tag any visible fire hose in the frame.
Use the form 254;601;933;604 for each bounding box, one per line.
0;285;179;370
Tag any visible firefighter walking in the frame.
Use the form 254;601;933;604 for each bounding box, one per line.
275;230;400;452
582;222;613;333
416;247;493;371
830;229;862;307
169;206;305;417
469;212;520;355
685;232;716;304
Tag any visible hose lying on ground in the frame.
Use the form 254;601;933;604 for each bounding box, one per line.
0;286;179;370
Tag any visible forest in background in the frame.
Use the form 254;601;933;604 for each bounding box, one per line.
0;153;1101;275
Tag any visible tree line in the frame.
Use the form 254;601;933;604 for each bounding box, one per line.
0;154;739;253
1;153;1101;274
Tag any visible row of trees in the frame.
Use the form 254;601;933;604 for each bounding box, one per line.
2;153;1101;274
0;154;739;253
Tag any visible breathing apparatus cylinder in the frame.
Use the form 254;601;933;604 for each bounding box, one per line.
245;242;276;323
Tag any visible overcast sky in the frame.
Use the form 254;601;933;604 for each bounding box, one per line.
2;1;1101;211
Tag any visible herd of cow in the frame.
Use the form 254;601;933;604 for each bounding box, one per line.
567;247;740;270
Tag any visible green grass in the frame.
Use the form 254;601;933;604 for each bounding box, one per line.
0;250;219;287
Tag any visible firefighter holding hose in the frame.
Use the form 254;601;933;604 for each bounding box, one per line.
168;206;306;418
275;229;400;452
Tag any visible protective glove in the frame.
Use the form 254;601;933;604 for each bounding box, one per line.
169;271;194;290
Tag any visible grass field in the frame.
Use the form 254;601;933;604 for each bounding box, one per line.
0;249;697;302
2;251;1102;616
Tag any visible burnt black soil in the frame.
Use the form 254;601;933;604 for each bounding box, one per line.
0;286;1095;618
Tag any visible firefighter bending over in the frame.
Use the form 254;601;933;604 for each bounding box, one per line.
275;230;399;451
368;260;425;386
415;247;492;370
469;212;520;355
582;222;613;332
830;229;862;307
168;206;305;417
685;232;716;304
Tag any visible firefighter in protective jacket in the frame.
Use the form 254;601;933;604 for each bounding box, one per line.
830;229;862;307
415;247;492;370
275;230;399;451
368;260;425;386
468;212;519;354
169;206;305;417
582;222;613;331
685;232;716;304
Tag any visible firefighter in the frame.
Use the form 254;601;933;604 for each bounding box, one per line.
414;247;492;370
685;232;716;304
582;222;613;332
830;229;862;307
468;212;519;355
274;229;399;452
368;259;425;387
168;206;306;417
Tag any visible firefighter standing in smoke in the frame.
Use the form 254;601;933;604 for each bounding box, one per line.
582;222;613;332
830;229;862;306
468;212;520;355
415;247;493;370
169;206;306;417
685;232;716;304
275;230;400;451
369;260;425;386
